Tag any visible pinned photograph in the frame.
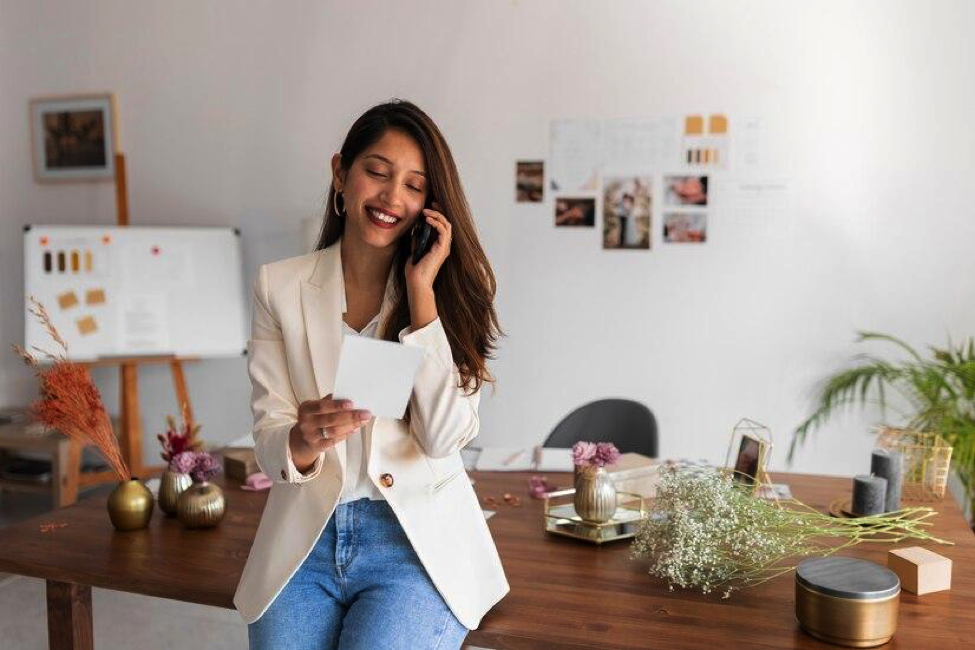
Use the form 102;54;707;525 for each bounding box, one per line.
516;161;544;203
663;212;707;243
30;93;117;182
554;197;595;227
665;175;708;206
602;176;651;249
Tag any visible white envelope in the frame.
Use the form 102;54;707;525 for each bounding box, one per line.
332;334;424;419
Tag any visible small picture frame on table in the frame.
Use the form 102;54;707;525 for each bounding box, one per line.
29;93;118;183
724;418;773;492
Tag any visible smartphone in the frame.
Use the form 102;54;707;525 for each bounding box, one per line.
411;199;437;264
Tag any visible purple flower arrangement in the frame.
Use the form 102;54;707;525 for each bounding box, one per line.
571;441;621;468
170;450;222;483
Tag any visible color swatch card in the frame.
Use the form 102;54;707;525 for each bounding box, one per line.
332;335;424;420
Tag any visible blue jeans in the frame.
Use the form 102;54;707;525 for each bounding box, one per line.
248;497;469;650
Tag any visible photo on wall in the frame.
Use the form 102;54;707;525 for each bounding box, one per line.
516;160;544;203
663;212;707;243
664;175;708;206
602;176;651;249
29;93;117;182
554;197;595;227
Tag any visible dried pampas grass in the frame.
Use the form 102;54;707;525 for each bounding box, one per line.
12;296;130;482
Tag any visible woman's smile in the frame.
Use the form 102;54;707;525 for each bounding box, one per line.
365;205;402;230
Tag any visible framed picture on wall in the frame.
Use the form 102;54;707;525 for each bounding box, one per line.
29;93;118;182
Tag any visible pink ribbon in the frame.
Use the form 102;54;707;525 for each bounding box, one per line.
240;472;272;491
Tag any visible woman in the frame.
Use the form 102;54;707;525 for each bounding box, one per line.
235;99;509;649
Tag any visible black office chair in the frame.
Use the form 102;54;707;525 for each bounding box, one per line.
543;398;658;458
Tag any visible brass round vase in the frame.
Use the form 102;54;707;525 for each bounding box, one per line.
176;481;226;529
107;478;154;531
158;469;193;516
573;465;618;523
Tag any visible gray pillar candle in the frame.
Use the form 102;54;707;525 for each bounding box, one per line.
852;475;887;516
871;449;904;512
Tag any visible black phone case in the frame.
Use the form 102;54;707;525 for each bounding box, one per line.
411;208;436;264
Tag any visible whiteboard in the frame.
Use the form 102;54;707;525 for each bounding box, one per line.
24;225;247;361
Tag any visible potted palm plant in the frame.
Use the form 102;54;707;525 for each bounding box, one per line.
789;332;975;524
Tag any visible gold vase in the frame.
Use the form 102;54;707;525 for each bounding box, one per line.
573;466;618;523
176;481;226;529
107;478;154;531
158;469;193;516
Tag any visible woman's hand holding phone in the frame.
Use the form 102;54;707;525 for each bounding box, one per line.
405;201;452;293
289;393;371;472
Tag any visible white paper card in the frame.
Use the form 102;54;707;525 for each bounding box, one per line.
475;446;534;471
535;447;574;472
332;335;424;420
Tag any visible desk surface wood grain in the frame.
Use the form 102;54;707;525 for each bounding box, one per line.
0;469;971;649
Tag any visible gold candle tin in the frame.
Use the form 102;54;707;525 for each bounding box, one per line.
795;557;900;648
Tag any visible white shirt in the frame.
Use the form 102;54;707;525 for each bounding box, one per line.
337;312;387;503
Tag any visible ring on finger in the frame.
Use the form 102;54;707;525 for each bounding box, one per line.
320;428;330;440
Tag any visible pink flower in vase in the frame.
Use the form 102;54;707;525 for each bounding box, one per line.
191;452;221;483
572;441;621;468
595;442;621;467
572;441;598;467
170;450;198;475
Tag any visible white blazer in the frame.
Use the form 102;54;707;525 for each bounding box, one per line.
233;238;509;630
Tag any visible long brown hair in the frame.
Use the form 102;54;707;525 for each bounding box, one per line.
316;99;501;395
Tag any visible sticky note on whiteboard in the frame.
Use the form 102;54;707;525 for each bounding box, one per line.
76;315;98;335
86;288;106;305
57;290;79;310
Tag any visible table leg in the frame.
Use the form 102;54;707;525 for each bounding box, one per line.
46;580;92;650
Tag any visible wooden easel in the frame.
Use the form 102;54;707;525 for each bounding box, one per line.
70;153;198;491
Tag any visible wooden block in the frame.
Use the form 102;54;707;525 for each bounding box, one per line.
887;546;952;595
608;453;660;498
222;447;258;481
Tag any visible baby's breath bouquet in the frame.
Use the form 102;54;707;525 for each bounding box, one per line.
631;467;950;598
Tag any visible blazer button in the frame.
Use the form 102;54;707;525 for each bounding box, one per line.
280;469;287;480
379;473;394;488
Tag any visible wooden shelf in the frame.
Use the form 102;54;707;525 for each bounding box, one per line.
0;477;53;494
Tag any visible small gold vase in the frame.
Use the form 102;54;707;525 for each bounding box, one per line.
107;478;154;531
158;469;193;516
573;466;618;523
176;481;226;529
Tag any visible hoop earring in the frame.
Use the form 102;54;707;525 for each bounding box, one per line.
333;191;346;216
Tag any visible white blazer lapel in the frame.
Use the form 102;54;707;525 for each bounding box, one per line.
300;241;346;477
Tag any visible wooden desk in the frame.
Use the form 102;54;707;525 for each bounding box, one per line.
0;470;971;649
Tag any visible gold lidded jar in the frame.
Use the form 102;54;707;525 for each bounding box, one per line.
176;481;226;529
573;465;618;523
795;557;900;648
107;478;154;531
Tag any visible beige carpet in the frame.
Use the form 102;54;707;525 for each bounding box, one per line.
0;575;247;649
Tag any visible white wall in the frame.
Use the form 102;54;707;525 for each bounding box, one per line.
2;0;973;476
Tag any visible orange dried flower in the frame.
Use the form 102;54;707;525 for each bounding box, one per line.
11;296;130;482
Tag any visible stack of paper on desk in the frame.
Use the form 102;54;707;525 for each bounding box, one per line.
534;447;574;472
473;447;535;471
467;446;576;472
